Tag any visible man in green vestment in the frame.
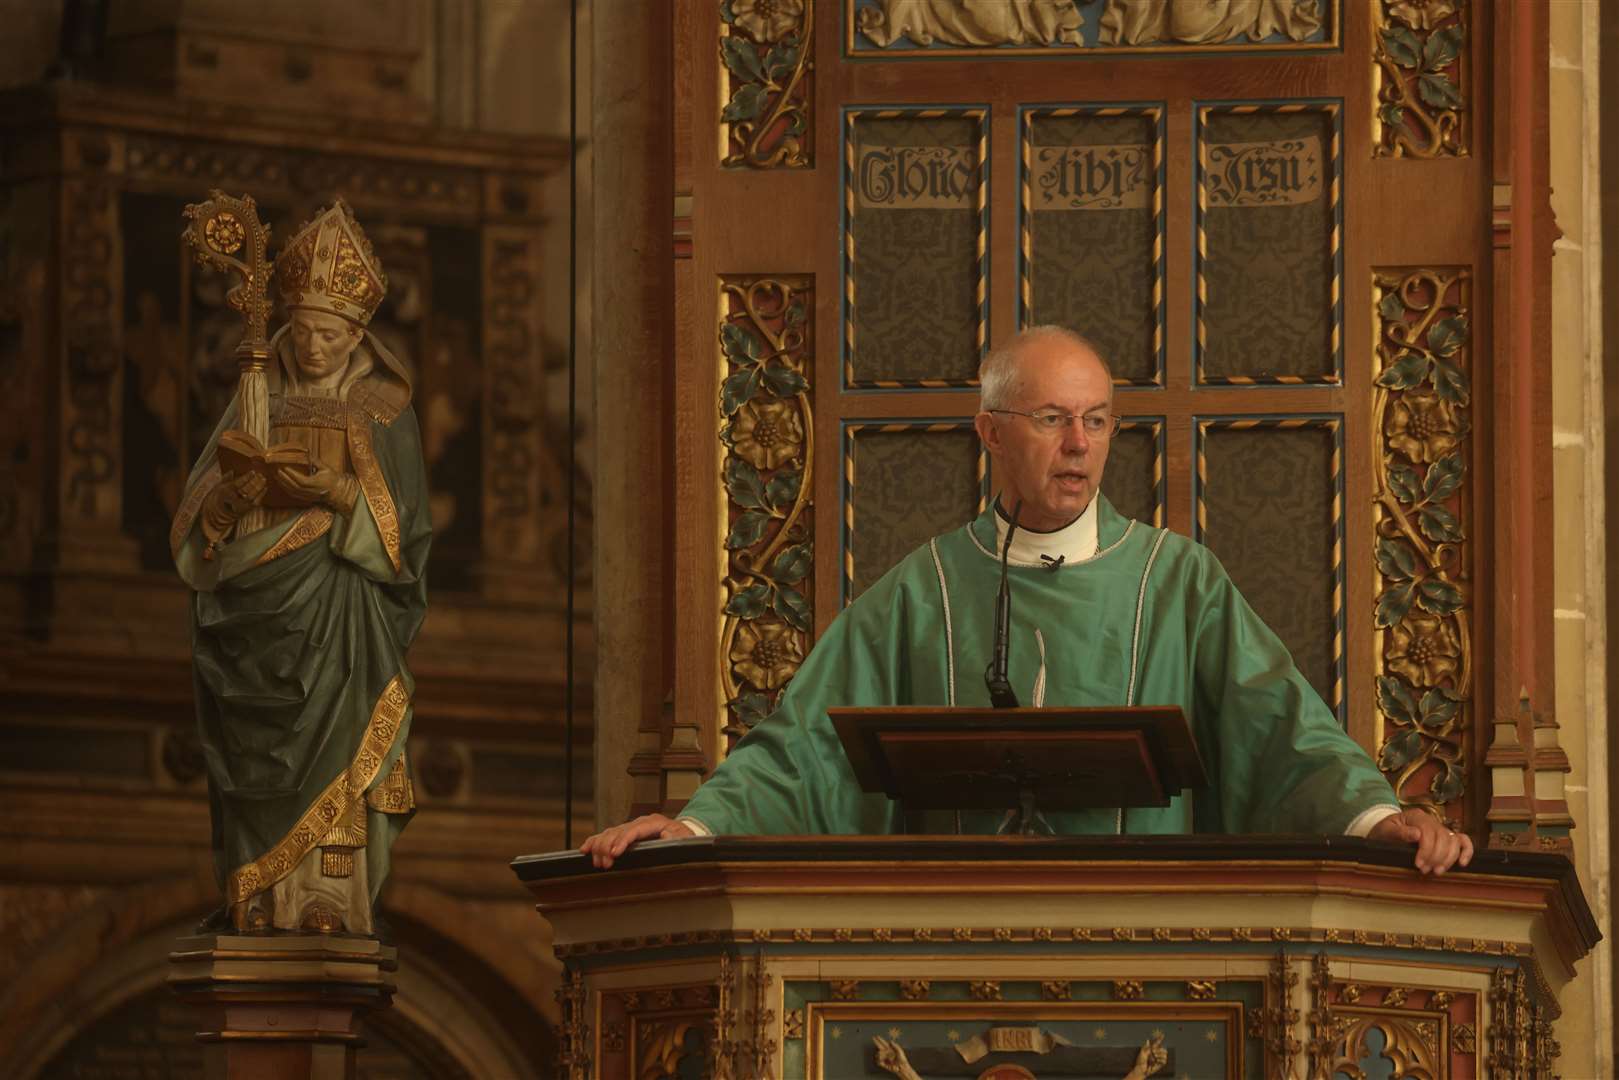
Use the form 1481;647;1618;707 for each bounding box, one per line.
172;200;431;934
583;327;1472;874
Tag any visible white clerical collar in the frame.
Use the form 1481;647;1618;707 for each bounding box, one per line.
993;496;1100;568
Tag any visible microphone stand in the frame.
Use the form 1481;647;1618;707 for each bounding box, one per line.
985;500;1021;710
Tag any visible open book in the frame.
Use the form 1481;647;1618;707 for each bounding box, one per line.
216;429;318;509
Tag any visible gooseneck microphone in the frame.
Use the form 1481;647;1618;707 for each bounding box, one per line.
985;500;1021;709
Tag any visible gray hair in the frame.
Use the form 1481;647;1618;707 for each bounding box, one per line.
978;325;1111;412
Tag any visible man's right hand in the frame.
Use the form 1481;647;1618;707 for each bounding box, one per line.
579;814;696;869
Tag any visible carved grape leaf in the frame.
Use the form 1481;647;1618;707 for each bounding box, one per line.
773;585;812;632
1423;450;1464;501
1378;290;1406;321
722;321;765;362
1418;687;1461;730
772;543;813;584
723;84;768;123
726;510;770;550
1377;352;1430;390
1379;729;1424;771
1381;28;1423;68
720;35;765;84
1376;538;1421;581
1430;762;1465;802
1417;504;1464;543
725;456;770;510
1376;580;1420;629
1426;315;1468;358
732;690;774;728
1416;577;1464;616
766;466;801;509
1387;462;1423;504
722;367;763;415
1431;357;1469;404
1377;675;1420;726
1418;73;1462;109
1423;26;1464;70
725;582;771;618
764;40;801;79
761;360;808;398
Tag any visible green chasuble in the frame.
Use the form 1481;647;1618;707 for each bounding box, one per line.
682;496;1396;837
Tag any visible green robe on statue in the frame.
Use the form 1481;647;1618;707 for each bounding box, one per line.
681;497;1396;837
172;329;430;933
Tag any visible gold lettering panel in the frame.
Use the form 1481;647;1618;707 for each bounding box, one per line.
845;109;988;388
1021;106;1164;385
1196;104;1342;385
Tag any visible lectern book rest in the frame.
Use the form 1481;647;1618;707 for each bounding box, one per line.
829;705;1207;819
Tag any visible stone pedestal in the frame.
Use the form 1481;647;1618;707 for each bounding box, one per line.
168;933;397;1080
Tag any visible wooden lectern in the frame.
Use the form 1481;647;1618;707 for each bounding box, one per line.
830;705;1206;832
514;837;1597;1079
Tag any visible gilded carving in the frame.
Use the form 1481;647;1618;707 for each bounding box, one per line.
720;0;813;168
900;979;931;1000
855;0;1082;47
557;967;592;1079
1041;979;1071;1001
851;0;1328;51
1111;980;1142;1001
1258;950;1300;1080
969;980;1002;1001
830;978;860;1001
719;276;814;749
1372;268;1472;820
784;1008;804;1040
1186;979;1217;1001
1373;0;1468;158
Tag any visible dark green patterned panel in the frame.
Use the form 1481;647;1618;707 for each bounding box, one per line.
1023;108;1162;384
845;425;983;601
1197;105;1341;384
1198;421;1342;714
845;111;986;387
1099;421;1162;527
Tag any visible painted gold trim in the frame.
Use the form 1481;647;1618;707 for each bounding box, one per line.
227;675;410;903
254;507;335;566
170;462;223;559
346;408;402;573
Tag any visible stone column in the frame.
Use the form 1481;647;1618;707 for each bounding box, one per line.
168;933;396;1079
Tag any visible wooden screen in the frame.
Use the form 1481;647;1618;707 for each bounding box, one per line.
673;0;1493;830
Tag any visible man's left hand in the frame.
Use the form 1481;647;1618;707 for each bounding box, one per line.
1368;808;1474;875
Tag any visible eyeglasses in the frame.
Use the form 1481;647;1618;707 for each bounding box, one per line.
989;409;1121;438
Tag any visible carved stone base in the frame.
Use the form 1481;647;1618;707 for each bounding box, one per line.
167;933;397;1080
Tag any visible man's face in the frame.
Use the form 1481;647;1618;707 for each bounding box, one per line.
973;337;1113;532
289;309;361;382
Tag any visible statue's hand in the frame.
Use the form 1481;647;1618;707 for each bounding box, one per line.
277;465;355;512
200;473;268;546
1124;1032;1167;1080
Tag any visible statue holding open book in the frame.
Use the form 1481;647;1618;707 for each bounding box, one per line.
170;193;431;935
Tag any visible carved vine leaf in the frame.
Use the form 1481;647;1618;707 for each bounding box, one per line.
1373;269;1471;814
719;278;814;744
719;0;813;169
1375;3;1467;157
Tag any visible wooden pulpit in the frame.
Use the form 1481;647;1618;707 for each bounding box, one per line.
513;837;1596;1079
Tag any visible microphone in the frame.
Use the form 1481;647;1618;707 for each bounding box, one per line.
985;500;1021;709
1040;554;1064;572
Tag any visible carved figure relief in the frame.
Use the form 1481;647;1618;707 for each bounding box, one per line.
852;0;1327;50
